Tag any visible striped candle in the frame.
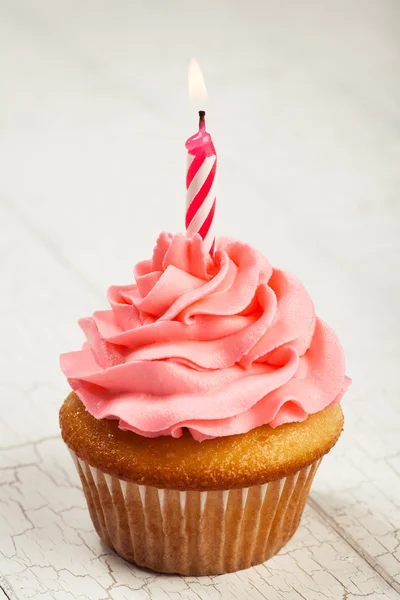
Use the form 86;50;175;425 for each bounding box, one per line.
185;111;217;255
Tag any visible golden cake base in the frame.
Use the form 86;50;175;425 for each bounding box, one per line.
61;393;343;575
60;392;343;490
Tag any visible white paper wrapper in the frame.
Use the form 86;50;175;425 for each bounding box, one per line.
70;451;322;575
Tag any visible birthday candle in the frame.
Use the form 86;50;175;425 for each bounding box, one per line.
185;60;217;255
185;111;217;255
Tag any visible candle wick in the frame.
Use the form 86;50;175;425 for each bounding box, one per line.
198;110;206;131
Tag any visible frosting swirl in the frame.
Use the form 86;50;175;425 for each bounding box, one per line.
61;233;350;441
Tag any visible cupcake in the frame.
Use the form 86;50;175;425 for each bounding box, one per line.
60;232;350;575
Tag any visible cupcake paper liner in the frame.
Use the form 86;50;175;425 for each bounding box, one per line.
70;451;322;576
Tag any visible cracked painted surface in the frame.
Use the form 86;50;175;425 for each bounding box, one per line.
1;0;400;598
0;435;399;600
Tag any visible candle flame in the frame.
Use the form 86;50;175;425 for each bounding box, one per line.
188;58;208;108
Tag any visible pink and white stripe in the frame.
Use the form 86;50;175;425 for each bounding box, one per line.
185;147;217;255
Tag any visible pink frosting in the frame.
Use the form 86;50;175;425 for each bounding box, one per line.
60;233;350;441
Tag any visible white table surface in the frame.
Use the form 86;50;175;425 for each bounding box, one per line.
1;1;399;598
